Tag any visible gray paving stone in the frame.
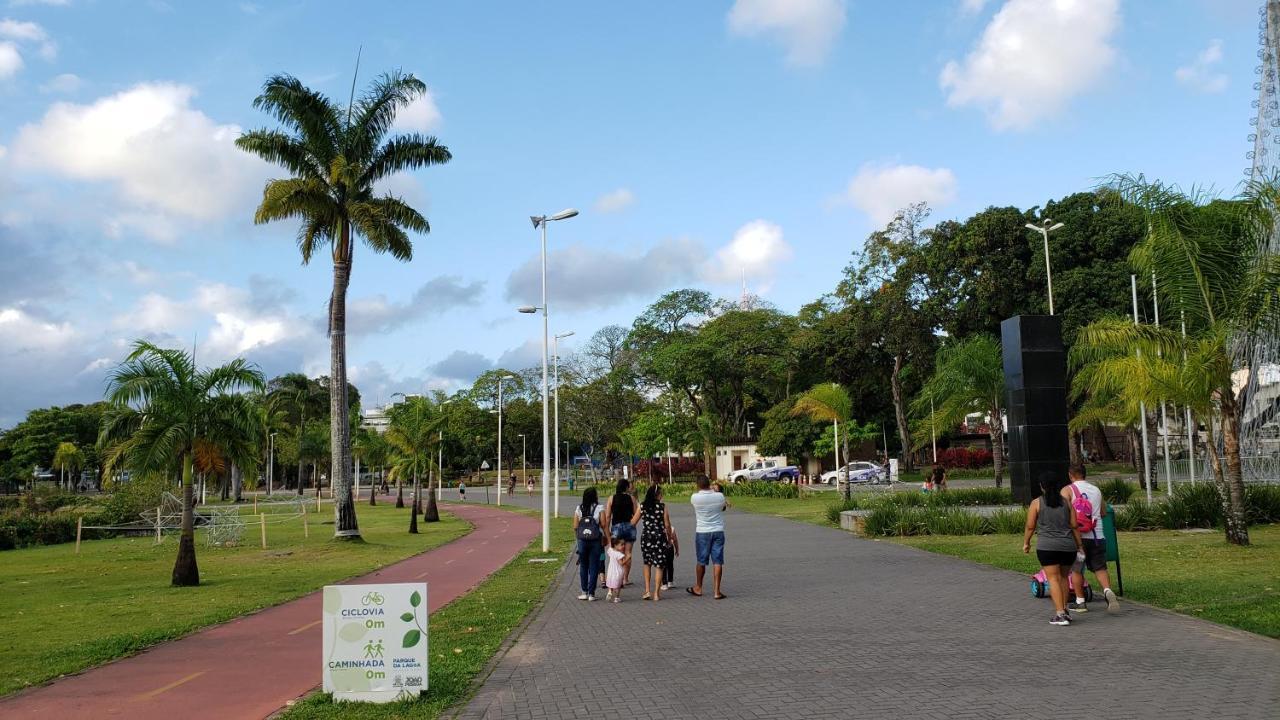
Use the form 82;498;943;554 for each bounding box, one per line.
446;491;1280;719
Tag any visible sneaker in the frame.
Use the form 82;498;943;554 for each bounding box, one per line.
1104;588;1120;613
660;584;670;591
1049;613;1071;626
1068;601;1089;613
577;593;588;601
612;596;621;604
587;594;598;602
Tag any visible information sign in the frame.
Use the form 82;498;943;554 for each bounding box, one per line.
322;582;428;703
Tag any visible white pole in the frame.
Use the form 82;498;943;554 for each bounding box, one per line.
521;434;527;487
268;433;274;496
497;380;503;507
667;437;673;482
355;455;360;504
833;419;841;486
1153;271;1172;496
1132;275;1153;503
437;429;443;501
540;220;551;552
553;336;561;518
1041;226;1055;315
1182;311;1196;486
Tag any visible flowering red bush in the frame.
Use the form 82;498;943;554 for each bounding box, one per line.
935;447;993;469
632;458;704;478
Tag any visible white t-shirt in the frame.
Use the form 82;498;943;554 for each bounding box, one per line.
690;490;727;533
574;503;604;523
1071;481;1105;541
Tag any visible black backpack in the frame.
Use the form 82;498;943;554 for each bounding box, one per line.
576;504;601;542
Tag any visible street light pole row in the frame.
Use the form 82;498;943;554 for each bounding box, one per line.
519;208;578;553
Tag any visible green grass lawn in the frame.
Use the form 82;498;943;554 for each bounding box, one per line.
0;502;469;697
279;516;575;719
893;525;1280;638
729;492;836;525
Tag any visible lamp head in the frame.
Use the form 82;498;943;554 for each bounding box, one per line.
1024;223;1039;232
549;208;579;221
1048;222;1065;232
530;215;544;229
556;330;575;340
517;305;538;314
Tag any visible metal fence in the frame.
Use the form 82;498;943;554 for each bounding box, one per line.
1156;455;1280;486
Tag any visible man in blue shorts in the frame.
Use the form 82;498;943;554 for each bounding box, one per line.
688;475;728;599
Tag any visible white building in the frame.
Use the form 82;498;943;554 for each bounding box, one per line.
361;406;391;434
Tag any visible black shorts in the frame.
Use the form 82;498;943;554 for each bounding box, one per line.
1036;549;1076;568
1074;539;1107;572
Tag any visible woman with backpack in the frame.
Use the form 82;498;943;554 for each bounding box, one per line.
573;486;607;601
1022;472;1085;626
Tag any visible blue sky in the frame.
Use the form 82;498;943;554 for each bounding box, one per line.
0;0;1262;425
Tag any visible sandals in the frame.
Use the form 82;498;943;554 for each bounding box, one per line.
641;593;652;600
685;587;702;597
714;593;727;600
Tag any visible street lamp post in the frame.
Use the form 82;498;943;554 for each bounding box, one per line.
268;432;277;496
495;374;514;507
438;398;452;502
553;330;574;518
520;207;579;552
1025;219;1065;315
518;433;526;489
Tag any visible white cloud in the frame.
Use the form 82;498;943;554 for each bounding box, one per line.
940;0;1120;131
727;0;846;67
104;211;180;244
505;237;705;311
11;83;269;225
841;163;958;225
344;275;484;336
593;188;634;214
1175;39;1227;94
431;350;493;381
960;0;989;13
704;220;792;290
0;304;77;353
495;338;544;372
0;40;21;78
39;72;80;94
391;90;441;133
8;0;71;6
0;17;55;60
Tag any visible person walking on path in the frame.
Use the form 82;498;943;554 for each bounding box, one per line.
573;486;606;601
604;536;627;603
662;523;680;591
603;478;638;587
1023;472;1085;625
458;479;466;502
633;484;673;601
688;475;728;600
1067;464;1121;613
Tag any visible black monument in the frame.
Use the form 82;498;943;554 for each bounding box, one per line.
1000;315;1070;505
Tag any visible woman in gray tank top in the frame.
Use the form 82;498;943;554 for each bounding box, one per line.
1023;472;1084;626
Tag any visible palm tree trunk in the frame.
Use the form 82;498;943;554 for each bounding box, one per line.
988;403;1004;488
1218;398;1251;546
890;354;913;471
1144;409;1159;490
395;472;404;508
172;454;200;586
297;410;305;496
330;256;360;539
232;464;243;504
369;468;378;506
409;468;420;534
424;469;439;522
1092;420;1115;462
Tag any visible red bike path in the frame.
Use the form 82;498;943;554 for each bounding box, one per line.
0;502;540;720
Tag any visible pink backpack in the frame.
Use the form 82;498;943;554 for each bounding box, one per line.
1070;484;1096;534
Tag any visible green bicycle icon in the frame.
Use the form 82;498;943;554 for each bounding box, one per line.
361;591;385;606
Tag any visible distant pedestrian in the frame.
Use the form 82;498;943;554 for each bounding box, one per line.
527;477;534;495
603;478;637;588
573;487;605;601
1023;472;1085;626
605;536;627;603
688;475;728;600
634;484;673;601
508;472;516;495
1067;464;1120;613
928;464;947;492
458;480;466;502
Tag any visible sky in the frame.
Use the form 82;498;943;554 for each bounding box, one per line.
0;0;1263;426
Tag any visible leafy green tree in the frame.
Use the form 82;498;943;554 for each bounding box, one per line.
237;71;451;540
1;403;109;489
52;442;84;491
99;341;264;585
268;373;325;494
756;397;825;468
791;383;855;498
1072;175;1280;545
353;427;390;507
913;335;1006;486
386;397;441;533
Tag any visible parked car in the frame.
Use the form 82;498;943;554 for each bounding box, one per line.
821;461;887;486
728;458;800;483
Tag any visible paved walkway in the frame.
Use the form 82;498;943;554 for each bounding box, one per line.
456;495;1280;720
0;502;539;720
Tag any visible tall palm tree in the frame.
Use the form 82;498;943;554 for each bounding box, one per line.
353;427;389;507
912;335;1006;487
53;442;84;492
1072;175;1280;545
385;397;440;534
237;71;451;540
99;341;264;585
791;383;854;499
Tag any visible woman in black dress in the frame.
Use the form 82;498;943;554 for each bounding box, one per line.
630;484;673;601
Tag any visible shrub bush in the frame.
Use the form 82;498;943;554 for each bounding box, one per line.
97;474;170;526
923;507;992;535
1164;484;1222;529
935;447;994;470
1246;484;1280;525
825;497;860;525
990;507;1028;534
1099;478;1137;505
721;481;798;499
0;509;106;550
1115;500;1165;531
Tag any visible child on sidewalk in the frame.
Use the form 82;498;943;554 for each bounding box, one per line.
605;536;627;603
661;525;680;591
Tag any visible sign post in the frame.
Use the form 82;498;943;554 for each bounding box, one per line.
323;582;428;703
